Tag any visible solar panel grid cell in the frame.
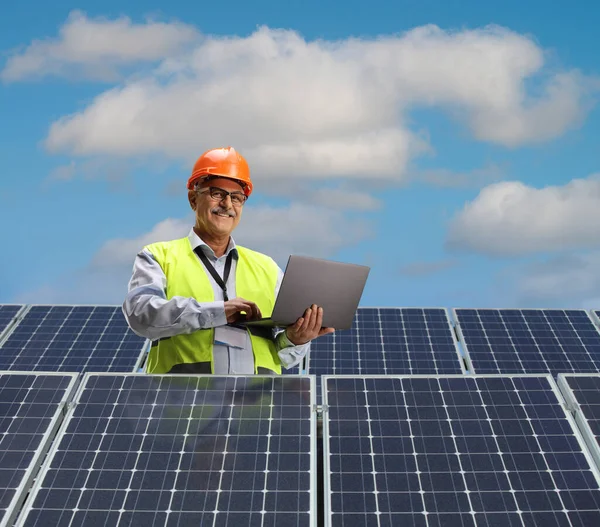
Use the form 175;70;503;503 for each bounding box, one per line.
324;374;600;527
308;308;463;404
0;373;76;527
0;306;22;340
456;309;600;375
0;306;147;373
17;374;315;527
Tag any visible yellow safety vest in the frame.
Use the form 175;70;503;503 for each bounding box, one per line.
144;236;282;374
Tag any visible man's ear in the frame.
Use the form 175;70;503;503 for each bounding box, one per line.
188;190;197;210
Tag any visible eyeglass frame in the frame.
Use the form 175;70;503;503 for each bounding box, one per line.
195;184;248;206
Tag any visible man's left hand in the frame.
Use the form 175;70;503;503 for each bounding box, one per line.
286;305;335;346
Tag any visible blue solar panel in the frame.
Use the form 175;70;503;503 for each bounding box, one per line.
0;305;22;339
308;308;463;404
18;374;315;526
0;305;147;372
456;309;600;375
324;374;600;526
0;372;77;527
558;374;600;473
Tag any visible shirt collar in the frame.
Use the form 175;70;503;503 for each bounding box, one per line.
188;227;238;260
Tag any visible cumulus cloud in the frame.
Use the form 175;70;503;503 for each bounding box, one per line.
1;10;198;82
447;174;600;256
16;204;372;303
91;217;191;268
516;252;600;308
24;20;594;189
233;203;374;264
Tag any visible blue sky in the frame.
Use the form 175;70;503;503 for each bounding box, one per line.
1;1;599;310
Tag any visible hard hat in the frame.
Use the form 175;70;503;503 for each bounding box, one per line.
187;146;253;196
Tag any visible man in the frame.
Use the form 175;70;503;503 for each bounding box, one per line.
122;146;334;374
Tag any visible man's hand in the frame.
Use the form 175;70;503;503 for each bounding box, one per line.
286;305;335;346
224;297;262;324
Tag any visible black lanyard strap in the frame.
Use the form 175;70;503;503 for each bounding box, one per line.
194;247;234;301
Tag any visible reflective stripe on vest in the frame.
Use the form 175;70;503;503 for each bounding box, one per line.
143;237;281;374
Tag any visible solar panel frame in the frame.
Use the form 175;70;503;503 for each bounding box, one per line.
322;373;600;527
0;371;79;527
0;304;149;373
591;310;600;330
0;305;26;345
557;373;600;474
16;372;318;526
306;307;465;406
453;307;600;375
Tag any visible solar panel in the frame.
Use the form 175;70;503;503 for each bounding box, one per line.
455;308;600;375
323;374;600;526
0;305;24;340
307;308;464;404
17;373;316;526
0;305;147;372
558;374;600;473
0;372;77;527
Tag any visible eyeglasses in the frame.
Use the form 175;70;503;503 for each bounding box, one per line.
198;186;248;206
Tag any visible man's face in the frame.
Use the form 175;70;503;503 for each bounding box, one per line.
189;177;246;237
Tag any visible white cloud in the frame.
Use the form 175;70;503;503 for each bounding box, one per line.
447;174;600;256
30;22;595;188
1;10;198;82
92;217;191;268
517;252;600;308
16;204;372;303
234;203;374;264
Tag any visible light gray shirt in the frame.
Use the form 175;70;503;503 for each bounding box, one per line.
122;228;310;373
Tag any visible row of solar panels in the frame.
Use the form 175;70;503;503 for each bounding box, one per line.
3;371;600;526
3;305;600;377
5;304;600;403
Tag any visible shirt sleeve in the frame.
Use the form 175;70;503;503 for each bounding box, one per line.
122;248;227;341
272;266;311;369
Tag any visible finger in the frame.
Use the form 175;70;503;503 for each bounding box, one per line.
307;305;320;333
318;327;335;337
301;306;313;331
314;306;324;332
239;300;260;320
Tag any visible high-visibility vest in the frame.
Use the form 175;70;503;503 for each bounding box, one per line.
144;236;282;374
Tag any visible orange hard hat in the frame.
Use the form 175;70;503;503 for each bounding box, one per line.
187;146;253;196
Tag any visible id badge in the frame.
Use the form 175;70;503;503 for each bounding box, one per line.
214;325;247;349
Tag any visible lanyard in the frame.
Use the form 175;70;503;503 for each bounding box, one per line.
194;247;234;301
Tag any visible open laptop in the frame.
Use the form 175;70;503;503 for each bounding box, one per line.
239;255;370;330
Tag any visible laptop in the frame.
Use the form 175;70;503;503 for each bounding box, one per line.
240;255;370;330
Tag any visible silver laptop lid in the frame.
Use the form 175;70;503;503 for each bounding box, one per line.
270;255;370;330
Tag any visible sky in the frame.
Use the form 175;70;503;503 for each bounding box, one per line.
1;1;599;311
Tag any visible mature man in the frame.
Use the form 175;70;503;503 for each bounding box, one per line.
123;146;334;374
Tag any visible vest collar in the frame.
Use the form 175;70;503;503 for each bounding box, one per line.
187;227;238;260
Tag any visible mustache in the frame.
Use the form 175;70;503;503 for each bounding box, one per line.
211;206;236;218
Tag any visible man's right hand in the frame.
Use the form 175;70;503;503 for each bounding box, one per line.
224;297;262;324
